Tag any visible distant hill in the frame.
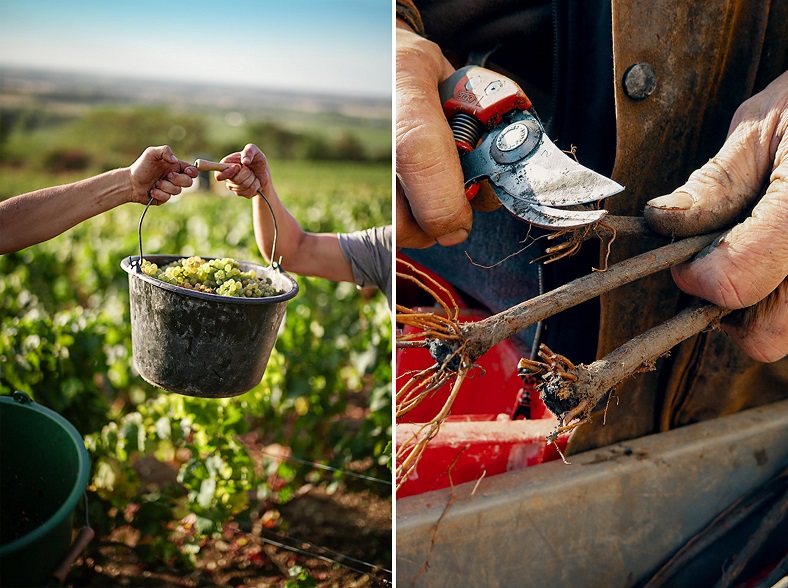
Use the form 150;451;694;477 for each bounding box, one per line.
0;65;391;122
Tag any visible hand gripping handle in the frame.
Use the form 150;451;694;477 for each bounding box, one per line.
439;65;532;198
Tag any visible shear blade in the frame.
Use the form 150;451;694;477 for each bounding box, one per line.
461;109;623;207
459;109;623;228
493;185;608;229
494;138;624;207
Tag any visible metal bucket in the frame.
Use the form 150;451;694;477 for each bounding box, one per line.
121;254;298;398
0;392;92;587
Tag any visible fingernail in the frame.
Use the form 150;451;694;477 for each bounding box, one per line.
436;228;469;247
646;192;693;211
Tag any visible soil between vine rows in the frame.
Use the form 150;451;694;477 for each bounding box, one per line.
65;486;392;587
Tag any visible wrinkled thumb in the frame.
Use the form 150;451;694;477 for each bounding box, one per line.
644;126;769;238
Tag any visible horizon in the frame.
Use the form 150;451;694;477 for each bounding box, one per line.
0;0;392;99
0;62;393;105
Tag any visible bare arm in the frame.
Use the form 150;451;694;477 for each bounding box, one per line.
217;144;355;283
0;145;197;254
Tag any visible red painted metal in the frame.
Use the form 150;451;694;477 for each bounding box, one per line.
441;65;532;126
396;419;567;498
396;255;569;498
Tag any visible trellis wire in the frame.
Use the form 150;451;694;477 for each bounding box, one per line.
258;449;392;486
251;449;392;583
256;527;392;585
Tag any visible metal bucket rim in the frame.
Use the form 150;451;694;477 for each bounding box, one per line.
121;254;299;305
0;394;90;556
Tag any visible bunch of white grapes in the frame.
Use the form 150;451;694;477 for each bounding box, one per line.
141;256;284;298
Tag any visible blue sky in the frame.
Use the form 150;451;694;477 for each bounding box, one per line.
0;0;392;98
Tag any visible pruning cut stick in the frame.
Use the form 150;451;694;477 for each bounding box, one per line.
581;215;657;240
462;230;723;362
555;302;731;427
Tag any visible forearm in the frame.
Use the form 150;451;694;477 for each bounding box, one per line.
0;168;131;254
252;191;353;282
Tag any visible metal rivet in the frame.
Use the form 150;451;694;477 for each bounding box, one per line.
623;62;657;100
496;123;529;152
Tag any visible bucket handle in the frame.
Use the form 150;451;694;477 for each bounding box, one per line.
255;187;281;270
50;492;94;585
132;195;156;273
132;162;283;273
51;526;95;585
12;390;33;404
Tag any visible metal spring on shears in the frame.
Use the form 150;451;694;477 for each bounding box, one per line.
449;112;484;150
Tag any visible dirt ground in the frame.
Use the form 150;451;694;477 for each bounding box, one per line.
65;486;391;588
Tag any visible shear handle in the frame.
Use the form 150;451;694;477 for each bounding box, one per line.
440;65;532;127
440;65;533;200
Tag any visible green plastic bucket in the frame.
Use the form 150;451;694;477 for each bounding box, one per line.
0;392;91;587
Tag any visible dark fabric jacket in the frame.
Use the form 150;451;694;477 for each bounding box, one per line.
397;0;788;452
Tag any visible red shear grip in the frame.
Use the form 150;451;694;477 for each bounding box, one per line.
440;65;532;126
455;141;479;200
456;137;478;199
440;66;531;202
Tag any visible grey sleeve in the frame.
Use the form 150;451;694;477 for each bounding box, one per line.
337;225;392;308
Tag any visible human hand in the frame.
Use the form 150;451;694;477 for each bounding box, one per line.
128;145;198;204
396;19;475;249
216;144;272;199
644;70;788;362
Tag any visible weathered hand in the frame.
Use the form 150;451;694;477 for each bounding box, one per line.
128;145;198;204
645;70;788;362
217;144;272;199
396;20;472;249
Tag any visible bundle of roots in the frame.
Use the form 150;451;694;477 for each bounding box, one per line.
395;220;727;487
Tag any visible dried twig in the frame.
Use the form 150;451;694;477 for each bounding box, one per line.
410;448;466;587
461;231;722;362
396;363;471;490
541;302;730;441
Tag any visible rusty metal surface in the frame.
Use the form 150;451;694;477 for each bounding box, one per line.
396;399;788;587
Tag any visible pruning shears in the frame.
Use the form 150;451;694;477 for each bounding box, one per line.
440;66;624;229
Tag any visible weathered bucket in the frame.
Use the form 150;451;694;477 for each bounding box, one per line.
121;254;298;397
0;391;92;587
